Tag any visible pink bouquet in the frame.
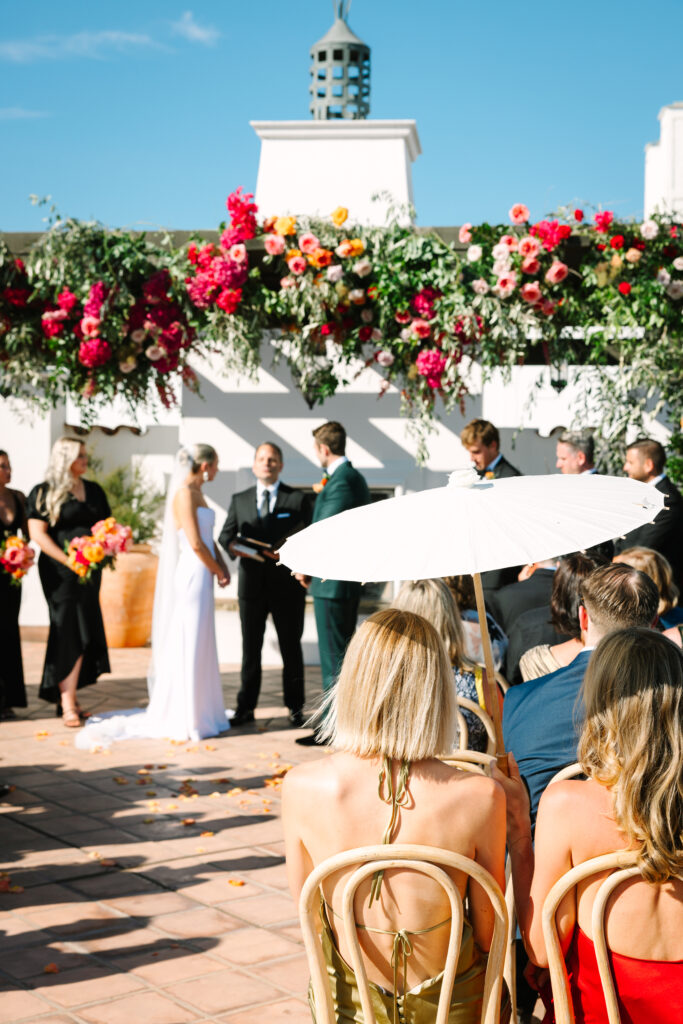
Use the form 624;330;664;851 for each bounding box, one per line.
66;517;132;582
0;535;35;584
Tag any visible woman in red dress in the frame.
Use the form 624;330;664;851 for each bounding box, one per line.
496;627;683;1024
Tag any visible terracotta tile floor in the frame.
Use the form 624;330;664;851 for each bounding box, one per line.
0;641;325;1023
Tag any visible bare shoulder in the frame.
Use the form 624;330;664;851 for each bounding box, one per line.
436;763;504;816
282;756;334;794
538;777;603;821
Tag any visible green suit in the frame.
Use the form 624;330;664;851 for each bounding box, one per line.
310;460;370;694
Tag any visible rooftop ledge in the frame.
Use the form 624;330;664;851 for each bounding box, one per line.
250;119;422;162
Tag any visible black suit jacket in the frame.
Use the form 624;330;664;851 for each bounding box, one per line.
488;567;557;635
613;476;683;587
505;604;566;685
219;483;312;601
480;455;523;592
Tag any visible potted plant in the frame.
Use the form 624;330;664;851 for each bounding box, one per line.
92;463;164;648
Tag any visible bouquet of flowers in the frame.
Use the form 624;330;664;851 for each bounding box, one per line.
66;517;133;582
0;535;35;584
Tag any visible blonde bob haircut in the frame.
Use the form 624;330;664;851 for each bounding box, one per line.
578;627;683;883
319;608;457;761
393;578;473;673
612;546;679;616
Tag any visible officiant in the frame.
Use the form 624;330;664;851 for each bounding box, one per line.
219;442;312;727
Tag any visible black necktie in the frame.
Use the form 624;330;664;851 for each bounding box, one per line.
259;489;270;519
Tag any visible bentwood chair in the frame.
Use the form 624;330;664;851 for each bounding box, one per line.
456;696;497;756
541;851;642;1024
299;844;509;1024
441;750;493;774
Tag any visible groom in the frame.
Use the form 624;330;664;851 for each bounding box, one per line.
295;421;370;746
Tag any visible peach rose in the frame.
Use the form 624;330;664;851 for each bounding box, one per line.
521;257;540;275
458;223;473;244
518;236;541;258
509;203;530;225
494;272;517;299
544;260;569;285
229;243;247;264
298;233;320;255
499;234;518;251
521;282;542;303
287;256;307;275
336;240;354;258
624;247;642;265
80;315;100;338
264;235;285;256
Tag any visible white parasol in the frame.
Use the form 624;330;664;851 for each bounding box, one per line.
279;470;665;767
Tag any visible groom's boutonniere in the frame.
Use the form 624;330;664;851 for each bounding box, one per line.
312;475;329;494
484;471;495;480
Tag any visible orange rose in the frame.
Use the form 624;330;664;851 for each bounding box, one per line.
307;247;333;269
82;542;105;564
274;216;297;237
286;248;302;261
331;206;348;227
4;535;22;549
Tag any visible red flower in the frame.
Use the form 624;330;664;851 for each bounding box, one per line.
610;235;624;249
594;210;614;233
558;224;571;240
662;245;678;259
14;258;26;274
596;243;606;252
216;288;242;314
618;281;632;296
320;323;333;336
57;289;78;313
187;243;199;265
633;240;646;251
2;287;30;307
358;325;373;342
394;310;412;324
366;285;378;299
671;226;678;238
574;210;584;222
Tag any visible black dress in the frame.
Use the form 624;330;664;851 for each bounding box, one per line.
0;495;27;710
26;480;111;704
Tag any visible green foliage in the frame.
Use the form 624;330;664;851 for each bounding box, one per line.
88;462;164;544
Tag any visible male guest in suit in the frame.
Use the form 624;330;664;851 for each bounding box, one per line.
295;421;370;746
488;557;558;636
555;428;596;474
614;438;683;589
219;442;312;727
460;418;522;595
503;563;658;828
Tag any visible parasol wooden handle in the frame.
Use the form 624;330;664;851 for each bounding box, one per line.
472;572;509;776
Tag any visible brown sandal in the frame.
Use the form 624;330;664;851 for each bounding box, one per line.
62;706;82;728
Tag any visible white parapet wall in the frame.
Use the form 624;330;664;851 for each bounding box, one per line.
251;119;421;225
645;102;683;217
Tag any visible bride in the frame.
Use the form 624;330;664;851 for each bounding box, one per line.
77;444;231;747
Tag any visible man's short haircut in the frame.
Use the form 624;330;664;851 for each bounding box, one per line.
626;438;666;475
256;441;283;462
312;421;346;455
579;563;658;634
558;429;595;463
460;419;500;448
551;551;608;638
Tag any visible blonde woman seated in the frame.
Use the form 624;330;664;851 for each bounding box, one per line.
613;545;683;648
283;608;507;1024
495;628;683;1023
518;553;603;683
394;578;499;752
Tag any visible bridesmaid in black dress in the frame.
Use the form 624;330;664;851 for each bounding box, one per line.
27;437;111;728
0;449;28;718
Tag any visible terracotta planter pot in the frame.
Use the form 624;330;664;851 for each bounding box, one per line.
100;543;158;648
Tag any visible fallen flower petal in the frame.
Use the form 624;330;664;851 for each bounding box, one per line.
43;963;59;974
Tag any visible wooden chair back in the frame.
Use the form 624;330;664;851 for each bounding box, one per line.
541;851;641;1024
299;843;509;1024
441;750;493;774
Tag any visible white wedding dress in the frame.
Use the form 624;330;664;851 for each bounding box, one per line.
76;504;230;748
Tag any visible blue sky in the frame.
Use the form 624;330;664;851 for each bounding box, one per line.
1;0;681;232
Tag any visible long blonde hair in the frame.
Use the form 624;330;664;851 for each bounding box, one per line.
578;627;683;882
320;608;457;761
612;546;679;616
41;437;84;525
393;578;473;672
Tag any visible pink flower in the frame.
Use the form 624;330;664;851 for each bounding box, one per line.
371;328;382;341
130;328;146;344
411;318;432;339
594;210;614;233
394;309;412;324
415;348;447;388
494;272;517;298
353;258;373;277
521;257;540;275
228;243;247;264
287;256;307;275
326;264;344;283
640;219;659;241
280;276;296;289
541;299;556;316
80;315;100;338
298;233;320;255
361;309;373;323
264;235;285;256
57;289;78;313
509;203;530;225
521;282;542;303
78;338;112;368
83;281;108;317
145;345;164;361
471;279;489;295
375;350;395;367
211;257;247;290
545;260;569;285
518;236;541;258
499;234;518;251
458;223;473;244
42;307;68;322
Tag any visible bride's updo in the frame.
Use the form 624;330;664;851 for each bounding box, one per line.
178;444;217;473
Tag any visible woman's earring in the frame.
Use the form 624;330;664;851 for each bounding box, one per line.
203;470;209;482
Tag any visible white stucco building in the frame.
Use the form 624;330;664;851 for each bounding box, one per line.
644;102;683;217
